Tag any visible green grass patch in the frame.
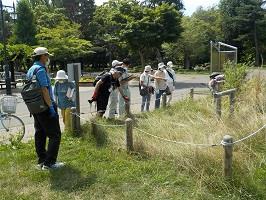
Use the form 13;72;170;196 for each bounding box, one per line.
1;75;266;199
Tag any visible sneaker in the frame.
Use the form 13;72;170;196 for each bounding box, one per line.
36;162;44;170
42;162;65;170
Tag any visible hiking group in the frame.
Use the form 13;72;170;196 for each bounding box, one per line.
89;60;177;117
22;46;178;170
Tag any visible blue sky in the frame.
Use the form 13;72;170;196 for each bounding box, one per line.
3;0;220;16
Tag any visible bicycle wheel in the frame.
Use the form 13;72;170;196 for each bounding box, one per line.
0;114;25;144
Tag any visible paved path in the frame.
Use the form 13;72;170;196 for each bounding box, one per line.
0;74;210;141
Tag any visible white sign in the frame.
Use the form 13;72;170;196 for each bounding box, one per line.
67;63;81;82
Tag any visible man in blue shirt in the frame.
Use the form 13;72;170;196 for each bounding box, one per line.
27;47;64;170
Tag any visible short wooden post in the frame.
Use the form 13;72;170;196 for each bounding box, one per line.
71;107;77;136
91;118;97;135
229;91;235;117
125;102;130;117
215;96;222;118
125;118;133;152
222;135;233;178
190;88;194;100
162;93;167;108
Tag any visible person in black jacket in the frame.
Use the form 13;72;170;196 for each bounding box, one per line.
89;67;130;117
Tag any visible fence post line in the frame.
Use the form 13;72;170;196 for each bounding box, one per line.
223;135;233;179
125;118;133;152
190;88;194;100
162;93;167;108
71;107;77;136
229;91;235;117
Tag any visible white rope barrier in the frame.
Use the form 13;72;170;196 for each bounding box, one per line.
72;112;125;127
135;127;220;147
221;124;266;146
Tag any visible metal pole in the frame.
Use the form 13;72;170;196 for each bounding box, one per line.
0;1;11;95
73;64;80;131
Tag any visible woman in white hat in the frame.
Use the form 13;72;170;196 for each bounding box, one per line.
139;65;154;112
54;70;75;131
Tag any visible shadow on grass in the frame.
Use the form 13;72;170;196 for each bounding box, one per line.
50;165;97;192
91;124;108;147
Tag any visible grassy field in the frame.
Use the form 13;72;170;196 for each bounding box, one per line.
1;75;266;199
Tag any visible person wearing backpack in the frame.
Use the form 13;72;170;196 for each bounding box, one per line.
26;47;64;170
54;70;75;132
154;63;168;109
166;61;177;105
88;67;129;117
140;65;154;112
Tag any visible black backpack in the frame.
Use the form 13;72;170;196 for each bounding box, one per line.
21;67;49;114
93;70;108;86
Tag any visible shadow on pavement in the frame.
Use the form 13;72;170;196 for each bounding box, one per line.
50;165;97;192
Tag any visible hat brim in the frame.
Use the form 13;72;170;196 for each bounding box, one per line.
32;52;53;57
55;76;68;80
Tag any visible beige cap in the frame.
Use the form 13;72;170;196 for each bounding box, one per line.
32;47;52;57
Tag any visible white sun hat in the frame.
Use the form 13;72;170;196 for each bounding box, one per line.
112;60;123;67
144;65;152;72
32;47;52;57
167;61;174;68
158;62;166;70
55;70;68;80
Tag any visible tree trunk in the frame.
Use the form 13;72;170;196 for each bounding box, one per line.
156;48;163;63
184;50;190;69
139;50;145;67
254;22;260;66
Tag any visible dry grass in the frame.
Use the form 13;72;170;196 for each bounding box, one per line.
94;75;266;198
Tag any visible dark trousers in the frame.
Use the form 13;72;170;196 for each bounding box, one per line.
33;108;61;166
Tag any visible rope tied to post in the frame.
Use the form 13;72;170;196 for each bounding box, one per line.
71;111;125;127
135;127;220;147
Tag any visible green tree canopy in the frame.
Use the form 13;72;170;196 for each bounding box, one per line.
34;6;92;62
14;0;37;45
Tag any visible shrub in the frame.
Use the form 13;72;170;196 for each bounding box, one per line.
223;61;248;91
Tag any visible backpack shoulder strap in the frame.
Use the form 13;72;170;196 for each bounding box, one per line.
166;70;174;81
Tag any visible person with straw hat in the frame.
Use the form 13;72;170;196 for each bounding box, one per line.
54;70;75;132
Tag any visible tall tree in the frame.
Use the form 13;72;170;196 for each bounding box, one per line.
92;0;182;66
55;0;95;39
14;0;37;45
220;0;266;66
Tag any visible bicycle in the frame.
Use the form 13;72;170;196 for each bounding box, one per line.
0;95;25;144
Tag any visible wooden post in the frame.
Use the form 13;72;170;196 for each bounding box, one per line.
222;135;233;178
125;118;133;152
91;118;97;135
229;91;235;117
73;64;81;132
190;88;194;100
71;107;77;136
162;93;167;108
215;96;222;118
125;102;130;117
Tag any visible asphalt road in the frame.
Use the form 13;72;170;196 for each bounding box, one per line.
0;74;210;141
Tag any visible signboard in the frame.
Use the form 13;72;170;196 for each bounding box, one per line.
67;63;81;82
